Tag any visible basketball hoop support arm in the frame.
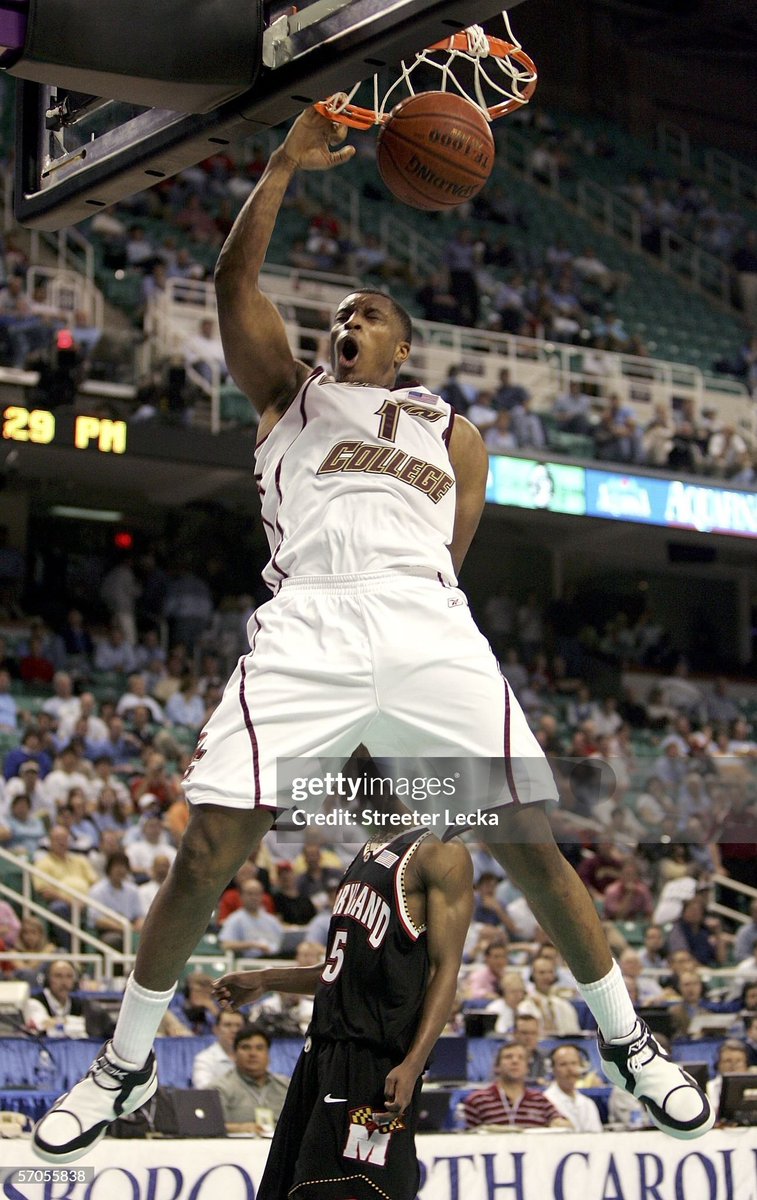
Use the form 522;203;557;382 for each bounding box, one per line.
14;0;527;230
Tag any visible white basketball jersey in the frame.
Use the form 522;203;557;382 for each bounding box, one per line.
254;369;457;590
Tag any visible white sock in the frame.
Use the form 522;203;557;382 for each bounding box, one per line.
111;973;177;1067
577;961;638;1043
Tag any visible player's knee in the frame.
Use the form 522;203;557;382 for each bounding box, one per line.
175;807;262;891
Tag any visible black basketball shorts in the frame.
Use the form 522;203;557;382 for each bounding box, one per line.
258;1037;422;1200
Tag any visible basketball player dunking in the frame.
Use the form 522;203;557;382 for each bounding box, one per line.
214;827;473;1200
33;108;712;1165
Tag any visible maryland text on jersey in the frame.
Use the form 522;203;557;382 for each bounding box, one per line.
331;881;391;948
316;441;454;504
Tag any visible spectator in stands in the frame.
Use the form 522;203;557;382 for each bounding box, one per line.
130;751;182;813
192;1009;245;1088
734;899;757;965
175;972;221;1035
59;693;106;748
137;853;171;919
704;678;741;727
43;743;94;809
544;1044;604;1131
126;813;177;883
0;899;20;956
463;1042;568;1128
0;668;17;731
732;230;757;324
728;983;757;1038
100;556;141;646
93;626;137;674
638;924;668;971
510;1011;550;1083
32;825;98;944
183;316;228;384
484;409;517;454
527;956;580;1035
219;879;284;959
705;424;749;477
444;228;479;326
510;395;547;450
464;940;510;1001
0;275;51;367
572;247;619;296
641;403;675;467
493;366;529;412
24;958;87;1038
4;758;53;823
295;842;343;909
214;1024;290;1134
485;971;540;1034
578;840;625;898
116;674;165;724
87;850;144;948
0;793;46;858
0;635;20;680
271;863;316;926
551;381;593;437
19;634;55;685
164;565;214;653
58;787;99;853
618;948;663;1007
7;915;55;985
436;365;474;416
415;270;462;325
41;672;80;730
706;1040;750;1115
592;394;640;463
217;859;274;926
602;858;654;921
744;1015;757;1067
165;673;205;730
465;389;497;437
668;894;727;967
86;715;140;766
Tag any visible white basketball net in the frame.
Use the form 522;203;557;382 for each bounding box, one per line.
320;12;537;128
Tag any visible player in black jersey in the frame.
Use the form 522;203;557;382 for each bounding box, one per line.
214;828;473;1200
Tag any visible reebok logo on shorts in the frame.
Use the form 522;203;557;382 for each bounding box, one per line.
448;596;465;607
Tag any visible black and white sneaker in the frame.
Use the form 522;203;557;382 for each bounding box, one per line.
33;1041;157;1164
599;1019;714;1139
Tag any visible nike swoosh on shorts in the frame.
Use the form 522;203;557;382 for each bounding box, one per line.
324;1094;348;1103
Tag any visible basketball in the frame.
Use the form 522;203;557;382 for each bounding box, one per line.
376;91;495;211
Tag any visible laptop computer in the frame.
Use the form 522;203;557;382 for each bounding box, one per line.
154;1088;227;1137
718;1074;757;1125
425;1037;468;1082
417;1088;454;1132
464;1012;498;1039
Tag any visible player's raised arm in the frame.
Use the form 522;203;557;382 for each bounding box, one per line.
383;839;473;1114
214;108;355;414
447;415;490;574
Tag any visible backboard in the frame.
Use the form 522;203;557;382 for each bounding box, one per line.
11;0;529;231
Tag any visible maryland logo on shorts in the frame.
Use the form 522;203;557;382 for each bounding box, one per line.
342;1107;405;1167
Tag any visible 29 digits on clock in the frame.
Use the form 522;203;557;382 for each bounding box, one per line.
2;405;127;454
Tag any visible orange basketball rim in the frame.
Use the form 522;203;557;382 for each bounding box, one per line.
314;12;538;132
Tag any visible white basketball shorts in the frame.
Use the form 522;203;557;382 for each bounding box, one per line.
182;572;558;815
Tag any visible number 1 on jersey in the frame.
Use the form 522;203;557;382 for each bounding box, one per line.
321;928;347;982
376;399;400;443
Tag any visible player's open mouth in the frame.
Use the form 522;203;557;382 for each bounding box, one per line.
338;335;359;368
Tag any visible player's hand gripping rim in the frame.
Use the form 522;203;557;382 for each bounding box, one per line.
278;107;356;173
